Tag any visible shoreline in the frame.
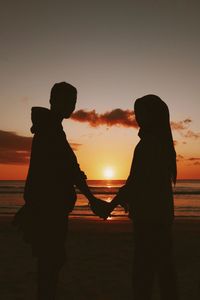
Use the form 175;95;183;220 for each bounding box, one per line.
1;213;200;222
1;214;200;233
0;213;200;223
1;214;200;222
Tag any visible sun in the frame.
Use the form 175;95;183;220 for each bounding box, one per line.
103;167;114;179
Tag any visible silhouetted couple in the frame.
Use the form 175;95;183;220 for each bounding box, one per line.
13;82;179;300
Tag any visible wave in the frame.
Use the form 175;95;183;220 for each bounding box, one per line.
0;191;24;194
174;191;200;195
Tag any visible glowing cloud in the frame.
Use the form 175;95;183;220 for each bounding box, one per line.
71;109;137;128
72;110;200;140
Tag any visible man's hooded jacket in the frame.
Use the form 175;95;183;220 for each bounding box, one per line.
24;107;86;214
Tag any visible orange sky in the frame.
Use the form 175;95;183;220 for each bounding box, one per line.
0;161;199;181
0;1;200;180
0;131;199;180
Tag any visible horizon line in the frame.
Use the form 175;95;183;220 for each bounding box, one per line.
0;178;200;181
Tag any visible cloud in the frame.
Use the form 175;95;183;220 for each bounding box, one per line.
188;157;200;166
187;157;200;161
171;119;200;139
72;110;200;141
71;109;200;144
187;157;200;166
70;143;82;151
0;130;32;151
183;130;200;139
170;118;192;130
71;109;137;128
0;130;32;164
176;154;185;162
0;130;80;165
173;140;178;146
176;155;200;166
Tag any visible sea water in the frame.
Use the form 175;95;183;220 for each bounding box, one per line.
0;180;200;219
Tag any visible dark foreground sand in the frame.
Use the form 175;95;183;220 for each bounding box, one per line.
0;216;200;300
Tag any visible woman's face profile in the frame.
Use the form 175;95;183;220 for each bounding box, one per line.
134;104;149;128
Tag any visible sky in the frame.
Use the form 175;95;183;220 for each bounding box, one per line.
0;0;200;179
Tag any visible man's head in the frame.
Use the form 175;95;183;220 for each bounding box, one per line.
50;82;77;118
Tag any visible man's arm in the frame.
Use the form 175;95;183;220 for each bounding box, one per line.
64;139;110;218
74;175;110;219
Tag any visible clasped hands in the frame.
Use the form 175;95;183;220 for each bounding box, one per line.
89;196;128;220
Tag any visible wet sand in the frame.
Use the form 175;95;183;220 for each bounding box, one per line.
0;216;200;299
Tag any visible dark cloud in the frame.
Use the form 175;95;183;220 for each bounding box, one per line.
176;155;200;166
189;158;200;166
0;130;32;152
0;130;32;164
71;109;137;128
187;157;200;161
187;157;200;166
0;130;80;165
177;155;200;162
0;150;30;165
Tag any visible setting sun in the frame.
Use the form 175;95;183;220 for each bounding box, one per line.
103;167;115;179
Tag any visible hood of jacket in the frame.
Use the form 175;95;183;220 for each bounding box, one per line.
31;107;63;134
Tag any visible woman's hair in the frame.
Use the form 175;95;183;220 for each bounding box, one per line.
134;94;177;184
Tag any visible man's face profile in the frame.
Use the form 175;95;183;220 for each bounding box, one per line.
50;82;77;118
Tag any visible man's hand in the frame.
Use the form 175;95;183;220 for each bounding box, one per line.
89;197;112;220
101;195;129;219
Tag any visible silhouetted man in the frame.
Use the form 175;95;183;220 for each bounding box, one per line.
14;82;107;300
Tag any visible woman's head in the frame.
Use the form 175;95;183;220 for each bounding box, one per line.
134;94;177;184
134;94;170;131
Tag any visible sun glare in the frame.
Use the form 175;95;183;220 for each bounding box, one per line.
103;167;114;179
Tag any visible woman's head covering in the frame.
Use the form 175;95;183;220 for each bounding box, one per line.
134;94;177;184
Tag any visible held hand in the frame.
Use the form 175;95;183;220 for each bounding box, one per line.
120;200;129;213
100;201;114;220
111;195;129;214
89;197;111;220
101;196;129;220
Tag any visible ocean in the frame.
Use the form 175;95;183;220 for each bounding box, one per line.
0;180;200;220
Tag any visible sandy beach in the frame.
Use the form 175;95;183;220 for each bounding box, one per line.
0;216;200;300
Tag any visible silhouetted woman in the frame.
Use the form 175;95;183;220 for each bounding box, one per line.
110;95;179;300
